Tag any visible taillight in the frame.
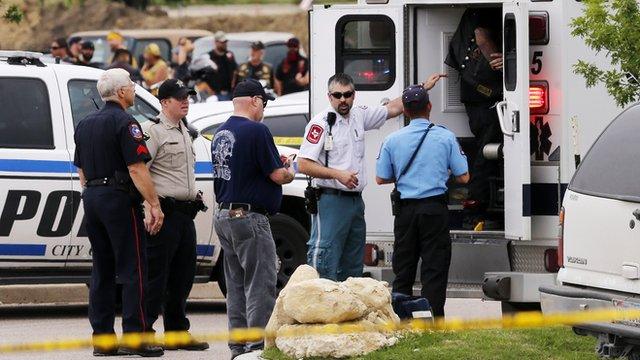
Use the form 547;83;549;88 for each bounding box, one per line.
557;207;564;268
529;11;549;45
544;248;560;273
529;81;549;115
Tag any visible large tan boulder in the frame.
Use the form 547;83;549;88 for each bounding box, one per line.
275;320;398;359
264;265;319;348
282;278;368;324
342;277;401;324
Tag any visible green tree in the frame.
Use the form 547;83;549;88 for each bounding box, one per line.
0;0;24;23
571;0;640;108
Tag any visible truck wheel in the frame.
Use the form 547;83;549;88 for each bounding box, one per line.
501;301;541;314
211;255;227;298
270;213;309;292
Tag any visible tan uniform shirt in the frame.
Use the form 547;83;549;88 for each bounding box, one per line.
141;112;197;201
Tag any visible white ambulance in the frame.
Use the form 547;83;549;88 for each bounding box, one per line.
0;52;309;292
309;0;621;309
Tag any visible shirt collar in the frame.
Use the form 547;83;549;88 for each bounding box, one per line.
409;118;431;126
158;112;181;129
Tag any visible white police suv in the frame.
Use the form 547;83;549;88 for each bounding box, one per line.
0;51;309;291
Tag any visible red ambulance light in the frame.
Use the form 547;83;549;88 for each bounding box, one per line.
529;81;549;115
529;11;549;45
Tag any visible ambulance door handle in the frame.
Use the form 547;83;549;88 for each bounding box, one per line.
495;101;514;137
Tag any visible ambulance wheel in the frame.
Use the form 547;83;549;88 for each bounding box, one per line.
270;213;309;293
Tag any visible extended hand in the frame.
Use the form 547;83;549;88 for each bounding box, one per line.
423;73;447;90
336;170;359;190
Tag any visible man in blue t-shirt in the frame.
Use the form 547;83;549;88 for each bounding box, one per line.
211;79;294;358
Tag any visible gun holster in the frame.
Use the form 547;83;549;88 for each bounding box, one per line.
390;187;402;216
304;185;321;215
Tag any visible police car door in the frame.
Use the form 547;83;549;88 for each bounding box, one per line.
0;64;74;267
310;4;404;233
498;1;531;240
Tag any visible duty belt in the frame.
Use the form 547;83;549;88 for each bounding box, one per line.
319;187;362;197
218;202;269;216
85;177;117;187
400;194;448;206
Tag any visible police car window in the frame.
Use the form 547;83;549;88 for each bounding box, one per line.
68;80;159;127
336;15;395;91
262;114;308;148
570;105;640;203
0;78;54;149
201;114;308;147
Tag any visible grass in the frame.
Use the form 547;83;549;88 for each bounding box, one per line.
262;327;599;360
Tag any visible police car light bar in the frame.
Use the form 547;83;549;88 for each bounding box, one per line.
0;51;46;67
529;81;549;115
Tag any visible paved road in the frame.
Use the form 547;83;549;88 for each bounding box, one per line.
0;298;500;359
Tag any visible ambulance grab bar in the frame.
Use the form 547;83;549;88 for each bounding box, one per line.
495;100;514;137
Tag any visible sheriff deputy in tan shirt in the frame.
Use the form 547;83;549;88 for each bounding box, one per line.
140;79;209;351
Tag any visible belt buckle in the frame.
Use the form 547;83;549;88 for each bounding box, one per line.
229;208;245;218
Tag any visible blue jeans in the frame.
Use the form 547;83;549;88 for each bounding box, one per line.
306;193;366;281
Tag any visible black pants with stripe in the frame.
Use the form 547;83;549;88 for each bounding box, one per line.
83;187;148;334
392;200;451;318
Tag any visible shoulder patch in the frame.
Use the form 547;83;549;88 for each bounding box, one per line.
306;124;324;144
129;123;144;141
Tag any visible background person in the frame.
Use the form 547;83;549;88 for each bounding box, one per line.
73;68;164;357
208;31;237;100
141;79;209;351
107;30;138;68
375;84;469;318
233;41;274;89
211;79;294;359
78;41;103;68
297;72;445;281
108;48;143;84
68;36;83;63
172;37;194;84
274;37;309;96
141;43;169;91
50;37;70;60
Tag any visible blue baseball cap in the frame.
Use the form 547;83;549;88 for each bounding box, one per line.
402;84;430;111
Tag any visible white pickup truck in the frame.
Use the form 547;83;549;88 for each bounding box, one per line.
0;51;309;292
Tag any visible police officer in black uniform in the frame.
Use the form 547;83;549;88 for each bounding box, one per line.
446;8;503;228
74;68;164;357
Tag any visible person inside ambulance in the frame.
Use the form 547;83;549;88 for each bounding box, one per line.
445;7;503;230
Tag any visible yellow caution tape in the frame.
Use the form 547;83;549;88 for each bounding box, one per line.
2;307;640;353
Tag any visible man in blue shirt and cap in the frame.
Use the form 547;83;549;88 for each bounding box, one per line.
376;84;470;317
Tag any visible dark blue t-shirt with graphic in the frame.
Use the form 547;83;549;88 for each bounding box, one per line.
212;116;283;214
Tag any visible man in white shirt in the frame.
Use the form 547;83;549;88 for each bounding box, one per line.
298;72;445;281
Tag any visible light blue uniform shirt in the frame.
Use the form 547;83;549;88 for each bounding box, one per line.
376;118;468;199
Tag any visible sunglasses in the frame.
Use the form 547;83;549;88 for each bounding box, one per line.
329;91;354;100
50;46;60;50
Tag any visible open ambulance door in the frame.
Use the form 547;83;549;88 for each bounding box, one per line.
310;4;405;233
498;1;531;240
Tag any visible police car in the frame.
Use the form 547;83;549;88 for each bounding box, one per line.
0;51;308;292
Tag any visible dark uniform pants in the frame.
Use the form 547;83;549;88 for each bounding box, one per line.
392;199;451;318
465;103;503;208
82;187;148;334
145;210;197;332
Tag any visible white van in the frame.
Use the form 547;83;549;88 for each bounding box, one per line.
309;0;621;308
0;52;309;292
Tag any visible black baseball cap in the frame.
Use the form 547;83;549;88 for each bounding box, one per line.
157;79;196;100
250;41;265;50
68;36;82;46
402;84;430;111
81;41;94;50
232;79;275;101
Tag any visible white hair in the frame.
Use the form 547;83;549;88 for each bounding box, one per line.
97;68;132;101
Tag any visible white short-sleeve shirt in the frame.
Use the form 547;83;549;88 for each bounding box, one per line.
298;105;388;192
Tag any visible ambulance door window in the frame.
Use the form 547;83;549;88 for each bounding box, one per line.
335;15;395;90
0;78;54;149
504;13;517;91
